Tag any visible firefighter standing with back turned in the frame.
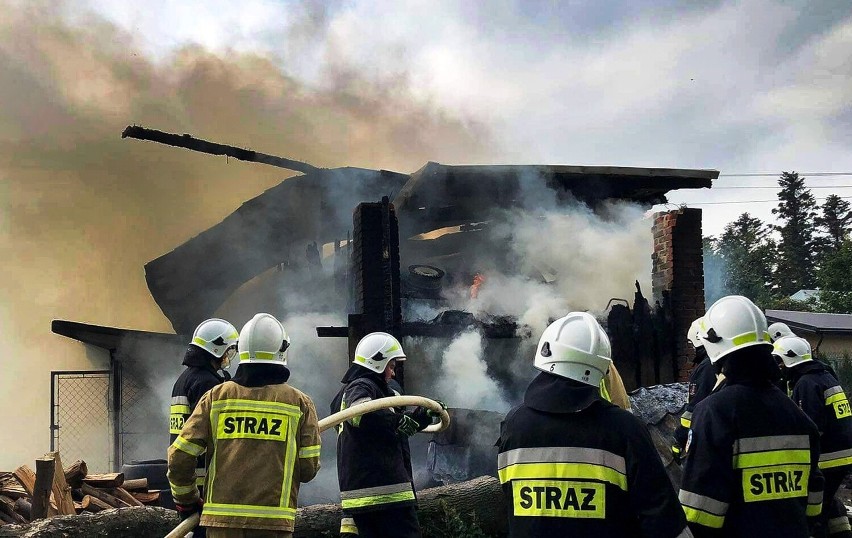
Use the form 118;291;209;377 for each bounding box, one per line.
679;295;824;537
169;318;239;537
674;317;717;460
332;332;442;538
774;335;852;538
497;312;692;537
168;313;321;538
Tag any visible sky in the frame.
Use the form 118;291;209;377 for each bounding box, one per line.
73;0;852;237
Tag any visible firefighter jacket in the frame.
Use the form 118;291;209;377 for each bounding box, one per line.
675;351;716;450
167;371;321;532
170;348;227;442
679;350;824;538
788;361;852;471
331;366;427;515
497;372;691;538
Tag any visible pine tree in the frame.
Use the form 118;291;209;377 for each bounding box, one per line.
771;171;819;295
716;213;775;305
816;194;852;253
817;239;852;313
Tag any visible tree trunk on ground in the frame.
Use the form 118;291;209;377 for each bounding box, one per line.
31;458;54;519
0;507;179;538
293;476;506;538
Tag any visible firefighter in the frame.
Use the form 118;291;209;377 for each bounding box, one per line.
168;313;321;538
769;322;796;342
679;296;824;537
169;318;239;537
774;336;852;537
331;332;441;538
497;312;691;537
673;317;717;460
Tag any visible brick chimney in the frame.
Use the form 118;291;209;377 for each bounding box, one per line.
652;208;705;381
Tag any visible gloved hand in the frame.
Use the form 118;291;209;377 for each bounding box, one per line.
427;400;448;418
176;498;204;521
396;414;420;438
670;444;683;464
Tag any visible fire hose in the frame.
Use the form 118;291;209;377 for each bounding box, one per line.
165;396;450;538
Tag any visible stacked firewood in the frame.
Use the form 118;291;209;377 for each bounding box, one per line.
0;452;160;525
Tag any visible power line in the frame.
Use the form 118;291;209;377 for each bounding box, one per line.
713;185;852;189
718;172;852;177
681;196;852;206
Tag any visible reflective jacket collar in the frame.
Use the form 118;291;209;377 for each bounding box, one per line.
524;372;604;413
232;364;291;387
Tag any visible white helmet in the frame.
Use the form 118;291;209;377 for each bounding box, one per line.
698;295;772;363
238;313;290;366
768;322;795;342
687;317;704;349
772;336;812;368
353;332;406;373
534;312;612;387
191;318;239;359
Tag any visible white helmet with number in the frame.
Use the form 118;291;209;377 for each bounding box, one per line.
768;322;795;343
698;295;772;363
238;313;290;366
687;317;704;349
353;332;406;373
772;336;813;368
191;318;239;359
534;312;612;387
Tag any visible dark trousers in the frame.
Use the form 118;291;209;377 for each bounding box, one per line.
823;468;852;538
351;506;422;538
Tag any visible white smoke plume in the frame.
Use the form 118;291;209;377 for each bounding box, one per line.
432;331;508;413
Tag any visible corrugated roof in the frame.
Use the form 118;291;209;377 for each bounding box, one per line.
765;310;852;334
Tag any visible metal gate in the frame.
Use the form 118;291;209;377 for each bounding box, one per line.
50;370;112;472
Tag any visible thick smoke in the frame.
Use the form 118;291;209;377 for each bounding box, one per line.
433;331;509;413
0;0;490;470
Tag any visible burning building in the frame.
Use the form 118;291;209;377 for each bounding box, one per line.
50;127;715;501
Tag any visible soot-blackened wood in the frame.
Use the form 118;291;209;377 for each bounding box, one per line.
293;476;506;538
0;506;180;537
31;458;54;520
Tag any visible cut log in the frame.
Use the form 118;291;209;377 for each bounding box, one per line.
47;452;76;516
63;460;88;489
12;498;30;522
82;473;124;488
12;467;35;497
80;484;129;508
0;483;26;501
0;506;180;537
0;497;25;525
108;488;144;507
80;495;111;513
121;478;148;492
130;491;160;505
31;456;55;519
292;476;506;538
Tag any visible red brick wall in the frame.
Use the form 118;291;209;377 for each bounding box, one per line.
652;208;705;381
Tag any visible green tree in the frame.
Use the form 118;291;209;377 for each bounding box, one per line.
816;239;852;313
703;236;727;305
772;171;819;295
816;194;852;253
716;213;775;305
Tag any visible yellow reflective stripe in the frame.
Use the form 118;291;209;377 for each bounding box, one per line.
819;455;852;469
733;449;810;469
681;416;691;428
238;351;277;360
599;378;611;402
498;462;627;491
169;481;197;496
732;331;771;346
299;445;321;458
193;336;208;346
203;502;296;520
170;404;191;415
683;505;725;528
195;476;205;486
807;502;822;517
826;392;848;406
341;490;416;509
211;399;301;415
172;436;205;457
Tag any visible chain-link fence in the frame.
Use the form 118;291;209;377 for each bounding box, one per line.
118;369;159;465
50;371;112;472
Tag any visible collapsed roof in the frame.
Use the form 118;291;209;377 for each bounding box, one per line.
145;161;716;333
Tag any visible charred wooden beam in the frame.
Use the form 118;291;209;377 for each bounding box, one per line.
121;125;319;175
